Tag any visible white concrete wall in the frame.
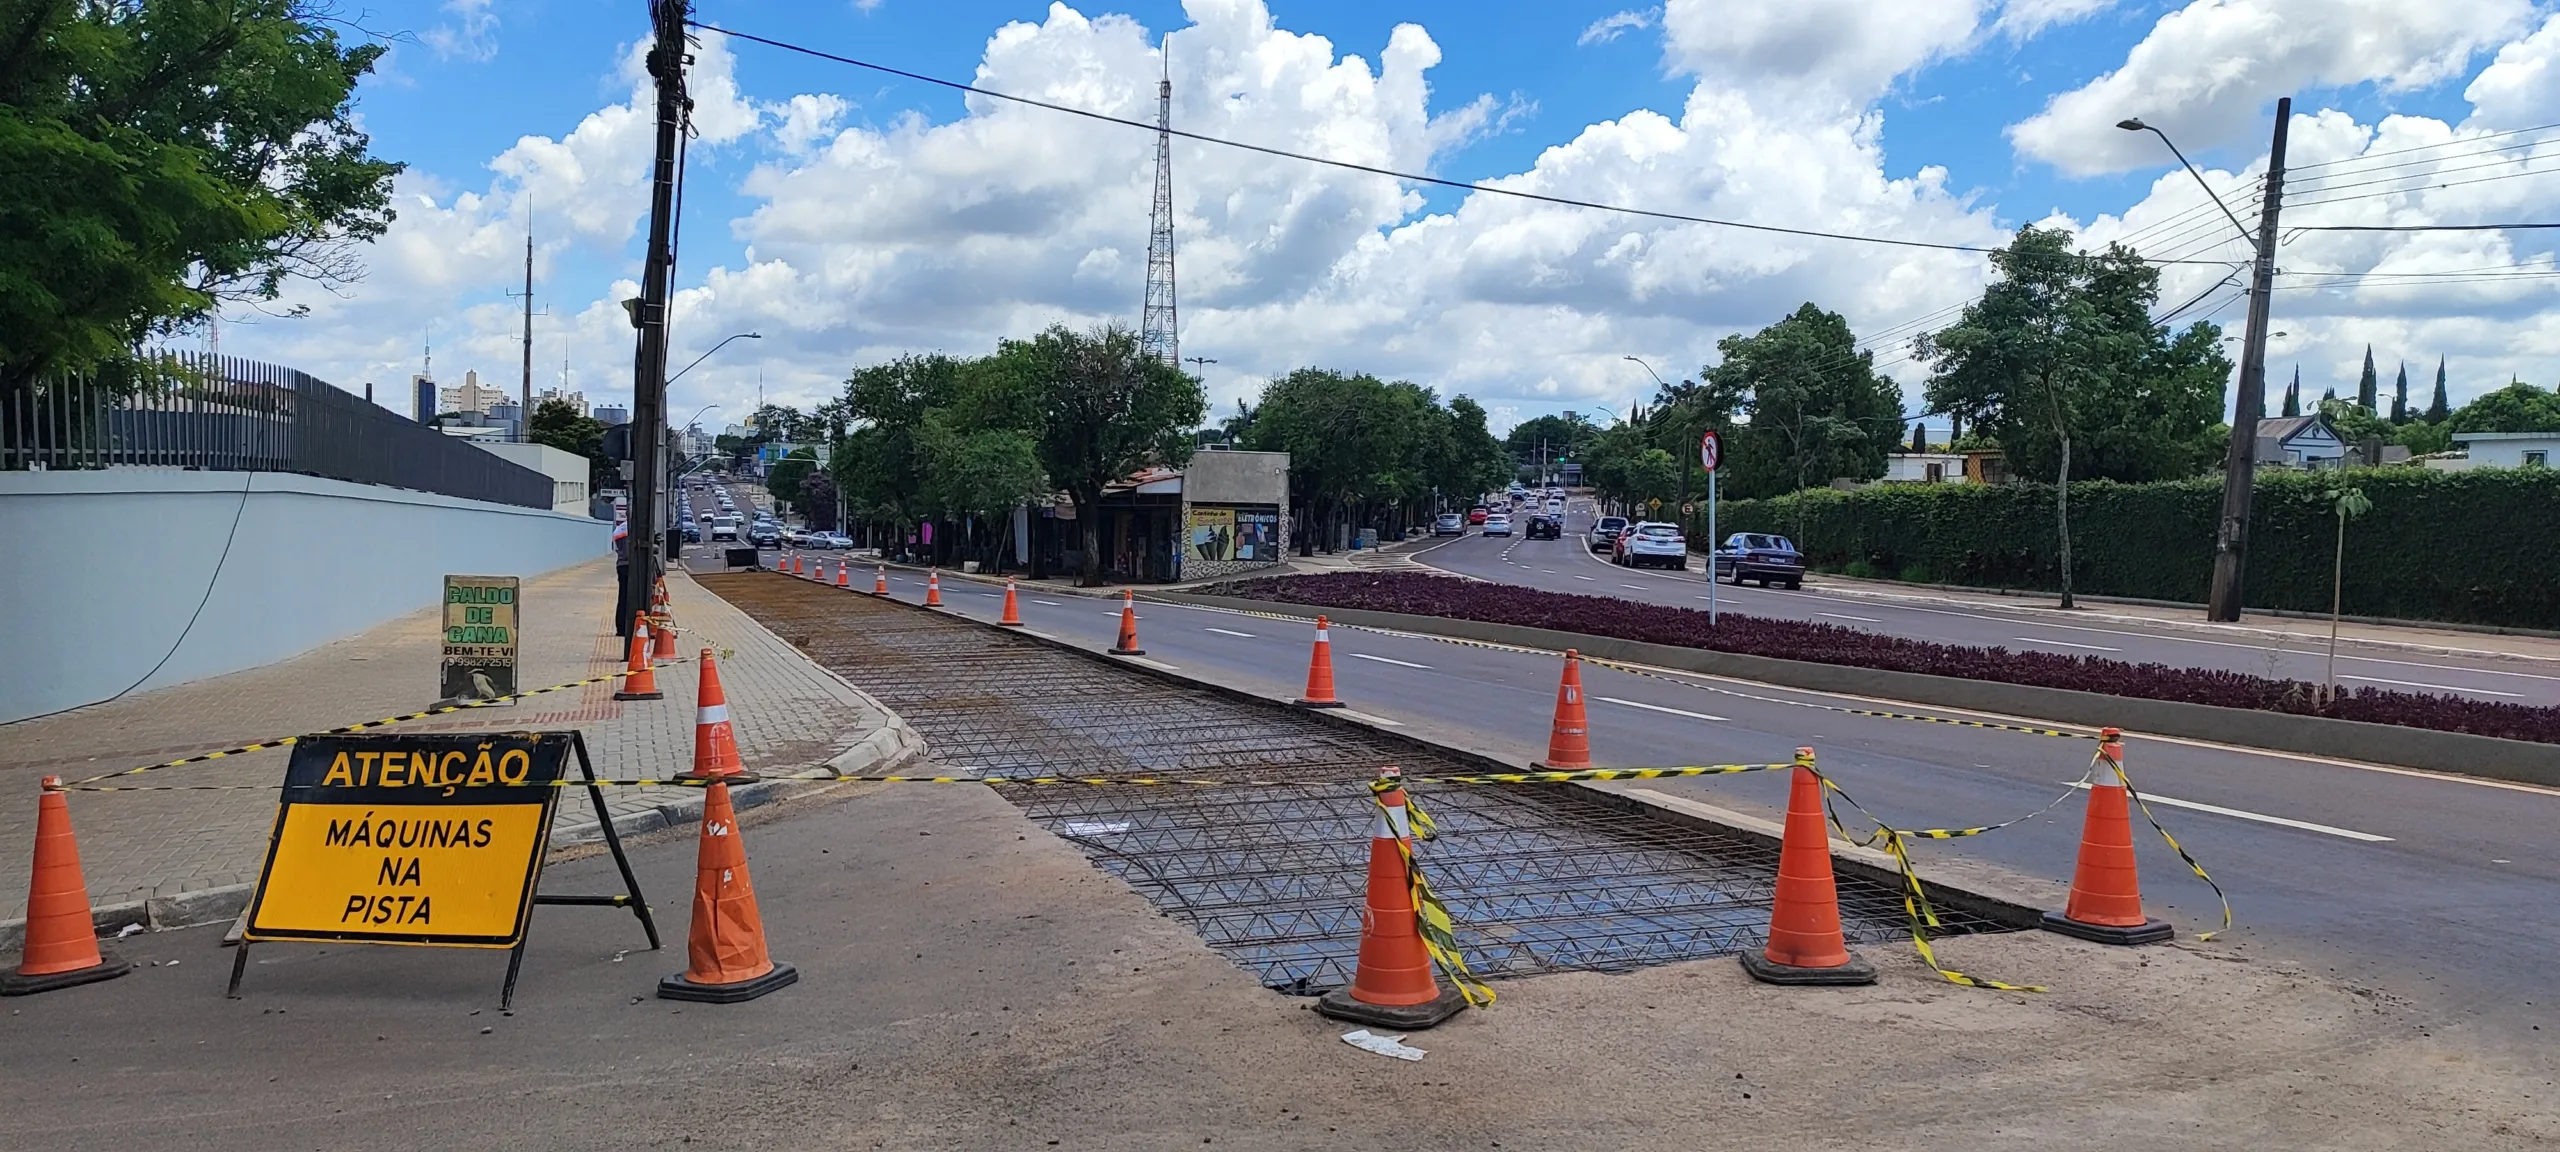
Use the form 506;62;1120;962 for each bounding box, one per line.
472;441;592;514
0;470;608;722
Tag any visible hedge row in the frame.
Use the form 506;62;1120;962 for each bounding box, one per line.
1695;468;2560;629
1202;572;2560;744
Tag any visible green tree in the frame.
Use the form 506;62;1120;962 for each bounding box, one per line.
1248;369;1434;551
1694;302;1905;502
2282;368;2301;417
1914;225;2231;608
2391;362;2410;423
2427;358;2450;423
765;446;818;515
798;469;838;531
1028;324;1206;585
1504;412;1599;473
2449;380;2560;433
1;0;402;394
832;354;961;540
526;397;611;490
2356;345;2379;410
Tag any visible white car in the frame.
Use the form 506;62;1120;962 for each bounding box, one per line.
1613;521;1689;569
1482;513;1513;537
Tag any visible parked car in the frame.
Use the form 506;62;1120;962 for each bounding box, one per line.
682;522;702;543
1482;513;1512;537
1525;515;1562;540
1588;515;1629;553
1468;506;1490;525
1432;513;1466;537
1713;533;1806;588
1613;521;1687;569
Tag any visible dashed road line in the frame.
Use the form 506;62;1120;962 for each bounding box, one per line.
1597;696;1729;723
1203;627;1257;638
1348;653;1431;669
2015;637;2123;652
2063;781;2392;842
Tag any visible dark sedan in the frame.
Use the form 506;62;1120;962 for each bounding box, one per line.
1524;515;1562;540
1711;532;1806;588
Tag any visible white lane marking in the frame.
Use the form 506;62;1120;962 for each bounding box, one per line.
1597;696;1729;723
1203;627;1257;638
2063;782;2392;842
1540;569;1558;575
1034;600;1064;606
1119;656;1182;672
2337;674;2526;699
1572;574;1597;581
1620;583;1647;590
1334;709;1404;727
1348;653;1431;669
1821;612;1881;623
2014;637;2124;652
1103;609;1142;618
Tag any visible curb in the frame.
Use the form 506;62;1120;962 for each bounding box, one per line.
1799;575;2560;644
1148;591;2560;788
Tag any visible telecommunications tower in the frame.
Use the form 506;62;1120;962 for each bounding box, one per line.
1139;37;1178;367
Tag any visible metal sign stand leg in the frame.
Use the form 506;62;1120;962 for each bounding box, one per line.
509;733;661;1010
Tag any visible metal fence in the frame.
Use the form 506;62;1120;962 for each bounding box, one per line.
1;354;553;509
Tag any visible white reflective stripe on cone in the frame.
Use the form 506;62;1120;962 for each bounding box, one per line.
697;703;730;723
1383;801;1412;841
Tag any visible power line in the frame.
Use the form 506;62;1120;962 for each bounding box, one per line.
696;19;2240;266
2286;162;2560;210
2284;119;2560;173
2288;221;2560;235
2286;133;2560;192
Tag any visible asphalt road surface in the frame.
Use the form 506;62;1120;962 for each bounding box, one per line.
845;566;2559;1043
1418;498;2560;706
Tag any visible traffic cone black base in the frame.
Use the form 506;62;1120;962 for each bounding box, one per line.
0;951;127;996
657;960;799;1004
1314;983;1466;1029
1294;698;1347;709
2038;910;2172;946
1739;949;1876;987
1106;646;1146;656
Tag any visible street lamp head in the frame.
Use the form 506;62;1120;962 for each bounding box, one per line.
2116;118;2149;132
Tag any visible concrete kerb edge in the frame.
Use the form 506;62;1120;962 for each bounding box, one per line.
1795;574;2560;645
1147;591;2560;789
817;574;2050;933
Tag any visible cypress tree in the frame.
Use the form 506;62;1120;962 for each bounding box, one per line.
2282;366;2301;417
2357;344;2378;409
2427;358;2450;423
1910;422;1927;451
2391;362;2409;422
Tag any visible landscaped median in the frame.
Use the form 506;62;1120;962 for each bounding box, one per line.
1175;572;2560;785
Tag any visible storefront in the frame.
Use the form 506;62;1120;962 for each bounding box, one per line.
1043;449;1291;583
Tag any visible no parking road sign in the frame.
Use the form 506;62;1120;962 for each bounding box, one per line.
1699;429;1722;473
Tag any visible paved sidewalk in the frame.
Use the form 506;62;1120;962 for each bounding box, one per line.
0;557;920;936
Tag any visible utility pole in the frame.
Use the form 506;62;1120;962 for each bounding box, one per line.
624;0;689;636
2207;97;2290;623
510;205;538;426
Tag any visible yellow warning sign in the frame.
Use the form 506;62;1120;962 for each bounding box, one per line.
244;733;570;949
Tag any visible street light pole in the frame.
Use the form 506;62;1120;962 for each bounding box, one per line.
1183;355;1216;376
2123;100;2291;622
668;332;762;386
622;0;688;639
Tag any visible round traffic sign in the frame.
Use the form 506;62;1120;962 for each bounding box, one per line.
1681;501;1695;516
1699;429;1722;473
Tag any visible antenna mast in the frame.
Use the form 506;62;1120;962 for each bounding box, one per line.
1139;35;1178;367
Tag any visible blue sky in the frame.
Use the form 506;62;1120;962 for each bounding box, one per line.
239;1;2560;434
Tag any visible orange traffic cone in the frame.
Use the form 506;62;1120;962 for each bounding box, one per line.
1741;750;1877;985
3;778;129;995
655;778;798;1003
1316;767;1467;1028
1294;615;1346;708
2042;729;2173;945
998;578;1024;626
871;565;889;597
923;569;945;608
690;649;743;780
1537;650;1592;768
1108;590;1143;656
835;560;849;588
651;612;678;660
614;614;663;700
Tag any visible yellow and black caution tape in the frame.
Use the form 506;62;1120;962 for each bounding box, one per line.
60;763;1797;793
65;657;701;787
1823;749;2098;849
1372;776;1494;1008
1805;758;2047;994
2110;755;2234;941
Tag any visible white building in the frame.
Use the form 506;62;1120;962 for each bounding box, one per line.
2254;416;2348;469
439;370;507;416
469;441;592;515
533;386;587;415
1880;452;1970;484
2449;431;2560;469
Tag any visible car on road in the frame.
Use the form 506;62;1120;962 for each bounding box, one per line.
1432;513;1466;536
1525;515;1562;540
1588;515;1629;553
1468;506;1490;525
749;523;781;548
709;516;740;542
1482;513;1512;537
1612;521;1688;569
1544;498;1564;516
682;522;702;543
821;531;854;549
1712;532;1806;588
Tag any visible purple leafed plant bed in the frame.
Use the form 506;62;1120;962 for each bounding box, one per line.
1197;572;2560;746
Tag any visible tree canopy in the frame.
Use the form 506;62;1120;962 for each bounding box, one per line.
527;397;611;491
2449;380;2560;434
1;0;402;392
1243;368;1507;549
1689;301;1907;499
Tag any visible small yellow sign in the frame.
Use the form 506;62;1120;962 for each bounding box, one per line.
244;733;569;949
